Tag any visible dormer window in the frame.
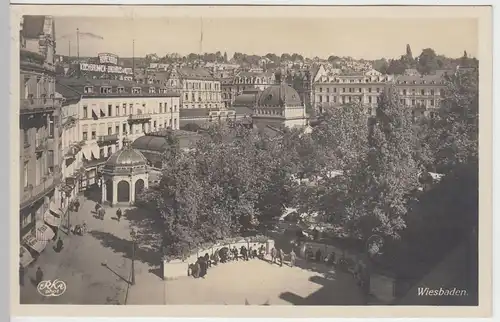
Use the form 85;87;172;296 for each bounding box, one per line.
132;87;142;94
100;86;112;94
117;86;125;93
149;87;156;94
84;86;93;94
412;80;417;84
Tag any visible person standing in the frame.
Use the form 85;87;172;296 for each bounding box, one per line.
35;267;44;285
56;238;63;252
74;199;80;212
290;249;296;267
271;247;276;264
19;264;24;286
116;208;122;222
278;249;284;267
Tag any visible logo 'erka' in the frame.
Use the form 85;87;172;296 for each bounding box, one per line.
37;279;67;297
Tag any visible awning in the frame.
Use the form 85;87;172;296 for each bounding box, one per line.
22;224;55;254
44;204;63;227
20;246;34;268
82;144;100;161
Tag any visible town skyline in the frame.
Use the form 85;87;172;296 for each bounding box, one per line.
54;16;478;61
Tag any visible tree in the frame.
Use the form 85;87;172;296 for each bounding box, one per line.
335;88;420;239
419;69;478;172
280;53;292;61
417;48;439;75
386;59;407;75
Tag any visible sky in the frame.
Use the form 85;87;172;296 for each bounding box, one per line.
54;16;478;61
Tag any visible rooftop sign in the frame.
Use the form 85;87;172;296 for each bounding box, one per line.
80;63;133;75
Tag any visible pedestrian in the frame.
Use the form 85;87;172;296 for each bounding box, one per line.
35;267;43;285
19;264;24;286
290;249;296;267
95;202;100;213
204;253;211;268
271;247;276;264
248;247;253;259
315;249;322;263
56;237;63;251
232;247;239;261
74;199;80;212
278;248;283;267
116;208;122;222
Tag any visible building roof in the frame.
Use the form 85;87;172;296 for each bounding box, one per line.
233;89;262;108
22;16;46;39
131;130;202;153
394;74;446;85
178;67;214;80
56;76;181;97
257;84;302;107
104;139;148;169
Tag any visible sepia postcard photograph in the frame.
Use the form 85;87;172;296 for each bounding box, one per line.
10;4;492;318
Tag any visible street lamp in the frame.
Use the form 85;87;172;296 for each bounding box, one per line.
130;229;137;285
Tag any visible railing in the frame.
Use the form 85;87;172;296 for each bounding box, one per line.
20;175;55;209
128;114;152;121
97;133;119;143
20;97;62;112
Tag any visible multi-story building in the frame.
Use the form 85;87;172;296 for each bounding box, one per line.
221;71;275;108
19;15;64;257
56;77;180;189
394;74;447;118
311;68;394;115
161;65;226;126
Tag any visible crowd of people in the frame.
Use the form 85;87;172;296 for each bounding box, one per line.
187;244;299;279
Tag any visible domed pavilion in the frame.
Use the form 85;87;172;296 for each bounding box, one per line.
100;137;149;206
232;79;308;130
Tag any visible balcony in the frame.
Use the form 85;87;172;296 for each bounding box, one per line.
35;137;48;153
128;114;152;124
20;97;61;115
97;133;119;146
20;175;56;210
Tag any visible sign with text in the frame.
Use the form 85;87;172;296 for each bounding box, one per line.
98;53;118;65
80;63;133;75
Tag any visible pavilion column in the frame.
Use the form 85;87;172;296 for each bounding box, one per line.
129;178;135;204
112;179;118;205
101;180;107;204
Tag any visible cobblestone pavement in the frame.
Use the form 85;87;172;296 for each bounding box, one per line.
20;198;134;304
127;256;364;305
20;197;364;306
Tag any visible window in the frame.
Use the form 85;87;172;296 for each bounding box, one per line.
412;99;416;106
149;87;156;94
368;88;372;93
99;148;105;159
319;87;322;93
349;88;353;93
342;88;346;93
159;102;163;113
129;104;133;115
174;118;177;128
107;147;112;156
91;131;96;140
184;93;189;101
368;96;372;103
376;88;380;93
115;105;120;116
132;87;141;94
108;127;112;135
83;106;88;118
48;116;54;137
115;125;119;134
326;96;330;103
100;86;112;94
108;105;112;116
117;87;125;93
84;86;93;93
333;88;337;93
122;123;127;134
431;89;435;95
326;88;330;93
83;131;88;140
153;121;157;128
318;96;323;103
348;96;352;103
23;162;28;188
440;89;445;96
421;89;425;95
430;99;435;106
403;89;407;95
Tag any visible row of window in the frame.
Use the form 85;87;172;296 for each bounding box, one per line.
316;87;382;94
183;92;221;102
82;102;178;119
183;81;220;91
400;98;438;107
400;89;444;96
81;119;178;141
317;95;363;104
233;77;272;85
318;77;391;84
84;85;172;95
183;103;220;109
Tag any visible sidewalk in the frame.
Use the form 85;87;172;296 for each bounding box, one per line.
20;198;131;304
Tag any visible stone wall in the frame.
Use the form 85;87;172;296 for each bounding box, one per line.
162;237;274;280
